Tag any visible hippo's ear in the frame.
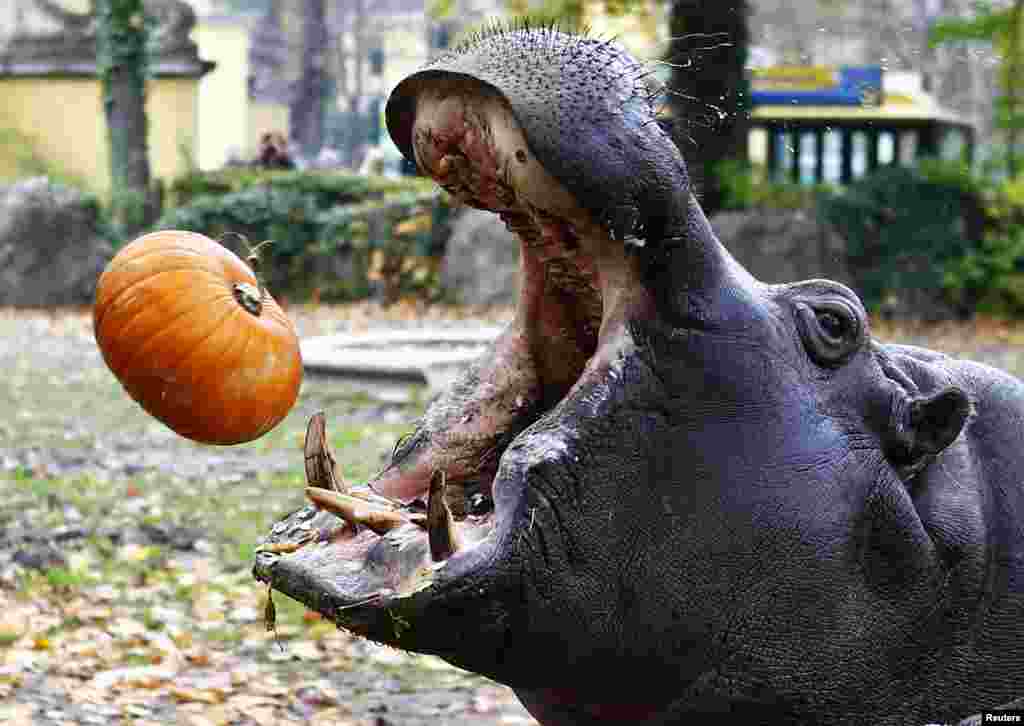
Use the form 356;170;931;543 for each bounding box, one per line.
885;387;972;480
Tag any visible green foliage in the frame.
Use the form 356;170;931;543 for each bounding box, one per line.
818;166;976;310
929;2;1007;44
931;1;1024;176
427;0;456;18
157;170;450;301
917;157;986;195
503;0;586;27
169;168;435;207
817;163;1024;316
945;168;1024;315
95;0;151;84
44;567;86;590
943;227;1024;315
716;159;833;211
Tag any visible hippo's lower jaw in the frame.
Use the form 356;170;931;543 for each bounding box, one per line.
255;75;639;663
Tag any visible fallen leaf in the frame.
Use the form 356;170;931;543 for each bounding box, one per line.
184;647;212;666
309;707;357;725
0;703;34;726
289;640;322;661
245;705;280;726
170;685;226;704
90;665;175;690
294;679;341;707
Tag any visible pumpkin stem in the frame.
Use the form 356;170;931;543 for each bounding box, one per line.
244;238;274;301
233;282;264;316
218;233;275;301
245;238;275;271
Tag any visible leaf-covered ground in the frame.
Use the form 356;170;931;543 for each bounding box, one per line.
0;304;535;726
1;305;1021;725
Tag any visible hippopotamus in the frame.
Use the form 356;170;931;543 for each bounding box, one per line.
254;24;1024;725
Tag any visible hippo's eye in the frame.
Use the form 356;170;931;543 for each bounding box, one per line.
817;310;847;339
795;298;863;366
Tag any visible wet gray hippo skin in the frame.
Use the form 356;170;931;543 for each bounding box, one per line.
255;25;1024;725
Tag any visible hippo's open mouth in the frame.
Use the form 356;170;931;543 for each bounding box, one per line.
254;73;638;646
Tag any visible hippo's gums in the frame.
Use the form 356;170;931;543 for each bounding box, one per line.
254;23;1024;725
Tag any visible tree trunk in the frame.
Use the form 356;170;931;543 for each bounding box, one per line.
292;0;328;159
96;0;154;234
1007;0;1022;177
666;0;749;216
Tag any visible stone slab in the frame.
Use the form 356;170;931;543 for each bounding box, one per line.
300;327;503;392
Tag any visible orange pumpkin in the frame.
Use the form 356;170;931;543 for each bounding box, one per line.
93;230;303;445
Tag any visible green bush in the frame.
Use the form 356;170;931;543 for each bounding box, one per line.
715;158;834;211
942;227;1024;315
818;165;984;313
168;168;435;208
815;162;1024;316
156;169;450;302
717;154;1024;317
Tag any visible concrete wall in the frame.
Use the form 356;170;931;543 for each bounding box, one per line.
0;75;199;197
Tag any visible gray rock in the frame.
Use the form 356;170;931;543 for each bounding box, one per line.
711;207;852;287
441;207;520;306
442;206;849;307
0;177;113;306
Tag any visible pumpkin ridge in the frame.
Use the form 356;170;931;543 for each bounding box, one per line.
187;304;254;439
109;242;208;269
95;264;226;334
236;329;298;440
104;283;228;377
160;303;238;375
140;305;244;438
260;300;295;333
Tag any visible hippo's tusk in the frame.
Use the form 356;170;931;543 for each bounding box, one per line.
427;470;460;561
305;487;412;535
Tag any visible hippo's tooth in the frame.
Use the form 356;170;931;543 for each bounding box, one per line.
427;471;460;561
305;487;410;535
347;487;403;508
304;413;347;494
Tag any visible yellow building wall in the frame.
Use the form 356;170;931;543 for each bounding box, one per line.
194;17;290;167
194;20;251;169
150;78;199;186
0;76;198;197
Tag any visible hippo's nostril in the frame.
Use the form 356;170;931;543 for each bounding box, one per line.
468;492;493;516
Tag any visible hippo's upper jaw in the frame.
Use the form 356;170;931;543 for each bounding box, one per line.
256;24;1024;726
